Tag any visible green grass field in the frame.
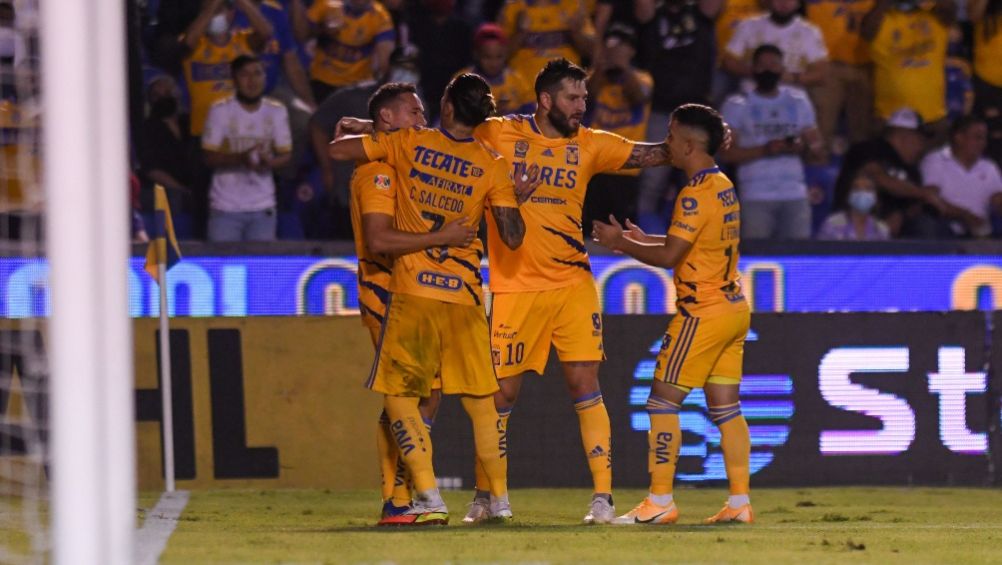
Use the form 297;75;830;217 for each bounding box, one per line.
148;487;1002;564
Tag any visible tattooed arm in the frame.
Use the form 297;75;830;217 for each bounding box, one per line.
620;142;671;169
491;206;526;249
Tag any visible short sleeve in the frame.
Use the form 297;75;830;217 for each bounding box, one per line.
201;103;226;151
474;117;505;150
796;94;818;130
590;129;635;173
919;153;944;188
667;188;710;243
804;22;829;62
486;157;519;209
361;129;400;162
272;104;293;153
372;9;396;43
356;163;397;216
725;19;752;58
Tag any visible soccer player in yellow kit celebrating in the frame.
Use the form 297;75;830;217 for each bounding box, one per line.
592;104;753;525
330;74;542;524
336;57;679;524
348;82;478;525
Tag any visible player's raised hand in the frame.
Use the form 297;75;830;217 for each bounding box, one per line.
592;214;625;251
334;117;374;140
514;163;542;204
439;216;477;247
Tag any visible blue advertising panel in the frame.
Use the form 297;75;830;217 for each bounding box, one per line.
0;255;1000;317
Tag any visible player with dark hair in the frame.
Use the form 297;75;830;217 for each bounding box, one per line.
349;82;473;525
335;57;692;525
592;103;753;525
329;73;542;525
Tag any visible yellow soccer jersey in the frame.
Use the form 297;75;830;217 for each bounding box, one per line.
869;10;948;122
666;167;748;318
361;127;519;306
588;70;653;177
349;161;396;326
182;30;255;135
459;66;536;116
806;0;874;65
715;0;763;58
308;0;396;87
974;22;1002;87
499;0;594;84
475;115;634;292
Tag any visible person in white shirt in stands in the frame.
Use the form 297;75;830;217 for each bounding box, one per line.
202;54;292;242
720;44;826;239
920;115;1002;238
722;0;829;91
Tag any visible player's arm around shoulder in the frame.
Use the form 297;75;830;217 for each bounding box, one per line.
329;127;406;162
488;156;542;250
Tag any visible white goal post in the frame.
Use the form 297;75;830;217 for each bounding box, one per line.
41;0;135;562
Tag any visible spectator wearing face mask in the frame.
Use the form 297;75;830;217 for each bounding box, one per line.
181;0;273;137
817;172;890;240
138;75;204;239
720;44;827;240
722;0;829;90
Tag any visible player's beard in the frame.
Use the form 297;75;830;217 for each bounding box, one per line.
548;105;582;138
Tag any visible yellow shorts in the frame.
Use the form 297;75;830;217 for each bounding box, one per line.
654;310;750;390
367;293;498;397
364;300;442;391
490;280;605;378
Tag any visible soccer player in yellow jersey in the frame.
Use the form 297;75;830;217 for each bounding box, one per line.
330;74;542;524
593;104;753;525
335;57;680;524
348;83;477;525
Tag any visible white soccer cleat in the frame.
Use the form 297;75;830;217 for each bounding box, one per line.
488;498;513;522
462;496;490;524
583;495;616;524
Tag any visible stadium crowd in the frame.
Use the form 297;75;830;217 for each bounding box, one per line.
0;0;1000;241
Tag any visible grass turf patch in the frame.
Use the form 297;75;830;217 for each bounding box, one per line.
154;487;1002;564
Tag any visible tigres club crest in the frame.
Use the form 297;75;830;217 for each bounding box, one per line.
514;140;529;158
566;145;579;165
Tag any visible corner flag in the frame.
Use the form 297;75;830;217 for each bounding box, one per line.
144;184;182;280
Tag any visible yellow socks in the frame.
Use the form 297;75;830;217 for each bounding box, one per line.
383;395;437;493
474;405;510;494
646;394;681;496
574;392;612;494
376;410;411;505
462;396;508;497
710;402;751;496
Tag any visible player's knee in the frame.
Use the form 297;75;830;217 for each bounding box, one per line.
707;401;743;427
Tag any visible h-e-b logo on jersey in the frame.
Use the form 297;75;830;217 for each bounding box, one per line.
566;145;579;165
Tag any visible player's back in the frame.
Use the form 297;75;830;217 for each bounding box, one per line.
475;115;632;293
669;167;748;318
362;127;516;306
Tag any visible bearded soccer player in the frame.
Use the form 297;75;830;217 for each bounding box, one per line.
593;104;753;525
349;82;477;525
330;74;542;524
335;57;678;524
